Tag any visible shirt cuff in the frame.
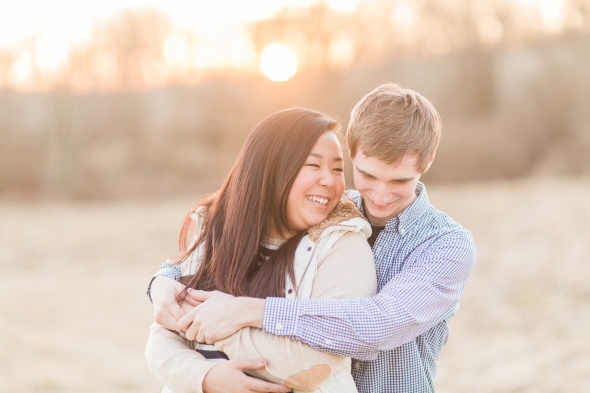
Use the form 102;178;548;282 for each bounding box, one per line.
262;297;301;337
158;263;182;281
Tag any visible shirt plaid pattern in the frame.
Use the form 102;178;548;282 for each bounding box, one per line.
263;183;476;392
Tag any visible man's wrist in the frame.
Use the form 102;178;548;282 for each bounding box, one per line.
235;297;265;329
146;264;182;302
262;297;301;337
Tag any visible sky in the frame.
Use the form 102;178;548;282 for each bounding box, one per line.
0;0;566;43
0;0;360;88
0;0;359;47
0;1;270;68
0;0;568;87
0;0;359;77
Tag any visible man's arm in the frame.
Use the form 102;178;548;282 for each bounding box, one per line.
183;232;475;361
263;231;476;360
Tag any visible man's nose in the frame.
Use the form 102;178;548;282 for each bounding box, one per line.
371;183;391;204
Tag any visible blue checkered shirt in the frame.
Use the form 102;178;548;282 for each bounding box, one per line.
263;183;476;392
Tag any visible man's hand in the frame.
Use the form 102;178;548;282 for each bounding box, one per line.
178;290;265;343
151;276;199;331
202;359;291;393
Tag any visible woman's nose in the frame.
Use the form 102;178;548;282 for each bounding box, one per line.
319;169;335;187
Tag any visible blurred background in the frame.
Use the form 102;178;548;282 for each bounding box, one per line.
0;0;589;392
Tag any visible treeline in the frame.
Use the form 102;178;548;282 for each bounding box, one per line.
1;33;589;199
2;0;590;92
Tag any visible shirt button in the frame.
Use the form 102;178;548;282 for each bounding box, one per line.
287;289;293;294
354;362;361;369
399;228;406;235
276;323;283;330
325;339;332;345
307;246;312;251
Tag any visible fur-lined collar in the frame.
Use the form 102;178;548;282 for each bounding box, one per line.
307;198;365;242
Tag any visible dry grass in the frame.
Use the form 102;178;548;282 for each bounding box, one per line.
1;177;589;392
431;178;590;393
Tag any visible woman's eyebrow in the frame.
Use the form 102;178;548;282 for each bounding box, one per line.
309;153;343;162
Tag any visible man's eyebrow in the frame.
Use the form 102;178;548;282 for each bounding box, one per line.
355;165;376;178
392;177;415;182
356;165;414;182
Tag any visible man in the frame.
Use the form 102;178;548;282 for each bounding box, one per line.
148;83;476;392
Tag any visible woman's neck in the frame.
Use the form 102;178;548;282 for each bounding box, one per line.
261;234;286;248
264;227;296;243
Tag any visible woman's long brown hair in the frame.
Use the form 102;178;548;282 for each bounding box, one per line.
175;108;340;299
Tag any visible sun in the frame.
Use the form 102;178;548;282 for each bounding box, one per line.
260;43;298;82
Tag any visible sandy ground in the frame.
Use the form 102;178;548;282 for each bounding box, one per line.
1;177;589;392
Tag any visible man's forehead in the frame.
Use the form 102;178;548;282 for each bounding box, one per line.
353;153;420;179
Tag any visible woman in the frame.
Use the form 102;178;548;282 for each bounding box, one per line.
145;108;377;393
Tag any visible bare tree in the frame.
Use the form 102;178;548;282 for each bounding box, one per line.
0;48;17;89
565;0;590;30
249;0;359;71
58;8;173;91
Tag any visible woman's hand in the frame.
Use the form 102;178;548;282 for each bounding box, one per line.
178;290;265;343
202;359;291;393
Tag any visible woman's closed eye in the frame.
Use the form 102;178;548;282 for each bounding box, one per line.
305;163;343;173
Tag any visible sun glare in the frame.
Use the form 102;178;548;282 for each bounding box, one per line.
260;43;298;82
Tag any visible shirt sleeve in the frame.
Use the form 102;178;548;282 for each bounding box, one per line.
214;231;377;391
145;323;216;393
262;230;476;361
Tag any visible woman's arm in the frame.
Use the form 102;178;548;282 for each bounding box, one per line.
145;323;215;393
146;323;291;393
213;231;377;391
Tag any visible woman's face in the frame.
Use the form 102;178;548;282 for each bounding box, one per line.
285;131;345;235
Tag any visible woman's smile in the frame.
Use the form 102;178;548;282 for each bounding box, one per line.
306;195;330;206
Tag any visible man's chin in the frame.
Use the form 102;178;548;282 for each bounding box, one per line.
368;203;394;214
365;209;394;226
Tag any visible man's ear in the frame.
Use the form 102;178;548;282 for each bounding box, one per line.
423;153;436;173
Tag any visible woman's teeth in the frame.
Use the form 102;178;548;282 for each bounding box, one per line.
307;196;328;205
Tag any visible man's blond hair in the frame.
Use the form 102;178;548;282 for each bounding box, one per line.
347;83;442;173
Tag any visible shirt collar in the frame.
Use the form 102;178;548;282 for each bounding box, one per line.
394;182;430;232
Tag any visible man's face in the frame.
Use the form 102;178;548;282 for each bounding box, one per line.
352;151;425;226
